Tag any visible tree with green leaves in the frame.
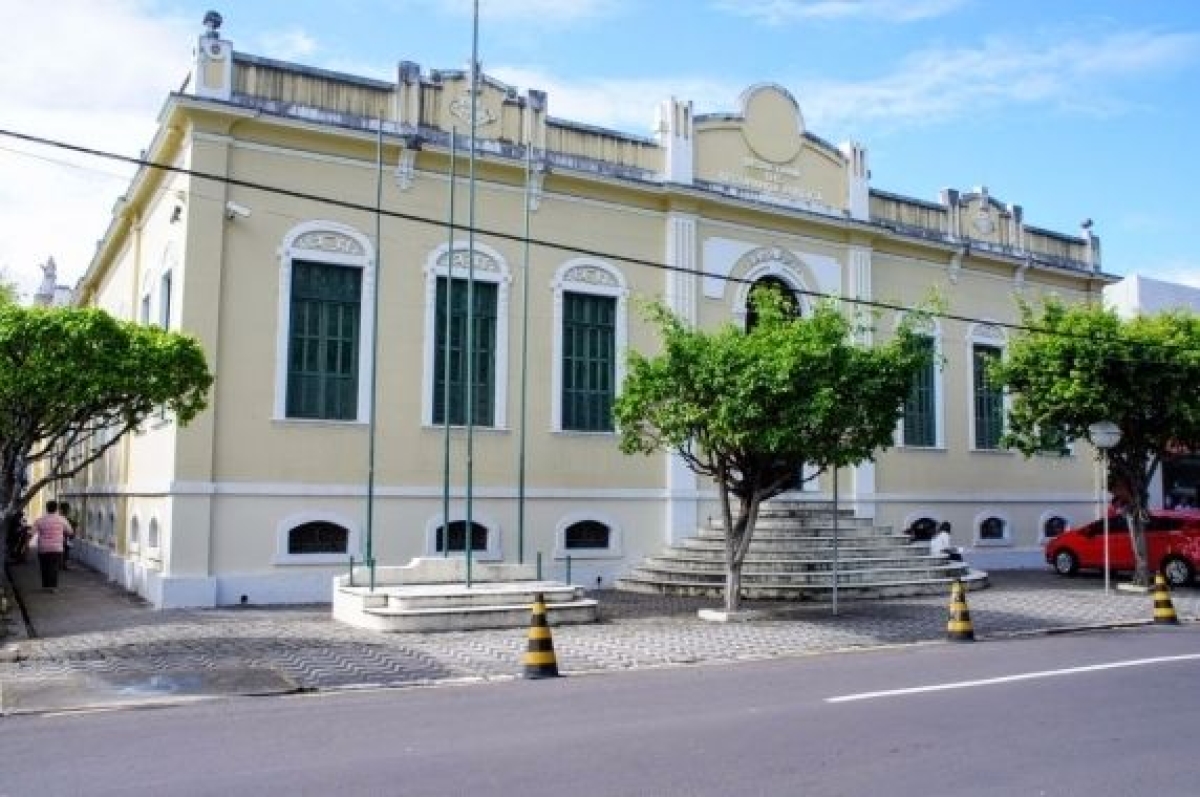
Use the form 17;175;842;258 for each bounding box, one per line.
993;297;1200;585
1;305;213;556
614;293;934;613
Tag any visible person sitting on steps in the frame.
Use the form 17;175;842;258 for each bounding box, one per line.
930;521;964;562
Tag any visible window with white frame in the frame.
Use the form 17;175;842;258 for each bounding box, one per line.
554;513;623;559
148;517;160;549
288;521;348;554
425;513;502;561
552;260;627;432
273;511;360;565
901;329;943;448
129;516;140;551
977;514;1009;543
159;270;174;329
969;324;1007;451
423;243;511;428
1041;514;1069;541
274;222;375;423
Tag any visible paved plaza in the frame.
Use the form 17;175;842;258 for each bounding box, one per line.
2;559;1195;714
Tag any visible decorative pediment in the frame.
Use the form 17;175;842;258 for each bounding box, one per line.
293;231;365;257
437;248;500;274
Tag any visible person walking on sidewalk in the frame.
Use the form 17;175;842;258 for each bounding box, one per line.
32;499;73;591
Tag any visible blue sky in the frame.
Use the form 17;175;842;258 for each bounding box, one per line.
2;0;1198;300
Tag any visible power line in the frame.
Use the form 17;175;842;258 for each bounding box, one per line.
1;125;1195;367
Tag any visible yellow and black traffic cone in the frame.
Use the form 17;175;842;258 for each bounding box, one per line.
522;592;560;679
1153;573;1180;625
947;579;975;642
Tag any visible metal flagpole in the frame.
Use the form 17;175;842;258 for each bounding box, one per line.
832;467;839;616
365;120;384;591
463;0;480;588
441;129;457;557
516;135;533;564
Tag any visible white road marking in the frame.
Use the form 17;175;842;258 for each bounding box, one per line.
825;652;1200;703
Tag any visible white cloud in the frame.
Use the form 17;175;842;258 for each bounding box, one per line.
710;0;968;25
256;27;320;62
0;0;194;300
490;66;736;133
796;28;1200;135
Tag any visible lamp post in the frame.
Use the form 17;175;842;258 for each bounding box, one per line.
1088;421;1122;594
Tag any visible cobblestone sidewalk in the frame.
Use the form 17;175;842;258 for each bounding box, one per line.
2;564;1195;712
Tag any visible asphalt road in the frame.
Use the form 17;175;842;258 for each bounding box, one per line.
4;625;1200;796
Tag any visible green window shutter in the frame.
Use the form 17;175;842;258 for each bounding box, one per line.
286;260;361;420
903;335;936;447
433;277;497;426
562;292;616;431
973;344;1003;449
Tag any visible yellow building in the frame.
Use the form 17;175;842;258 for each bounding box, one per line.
66;16;1112;607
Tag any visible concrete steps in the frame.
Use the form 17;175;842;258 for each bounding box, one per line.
332;558;599;632
617;501;988;601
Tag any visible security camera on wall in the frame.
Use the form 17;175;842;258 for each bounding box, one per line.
224;200;251;220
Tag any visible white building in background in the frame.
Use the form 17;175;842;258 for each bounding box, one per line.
1105;273;1200;318
1105;273;1200;509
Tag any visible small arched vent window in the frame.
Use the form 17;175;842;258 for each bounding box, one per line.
564;520;611;550
288;521;349;555
436;521;488;553
1043;515;1067;539
908;517;938;542
980;516;1007;541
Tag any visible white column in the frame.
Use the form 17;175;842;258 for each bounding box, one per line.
847;245;876;518
665;212;699;542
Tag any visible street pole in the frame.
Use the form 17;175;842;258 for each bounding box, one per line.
1089;421;1122;595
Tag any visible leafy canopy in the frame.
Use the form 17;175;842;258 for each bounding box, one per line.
993;297;1200;583
0;305;213;512
615;294;933;501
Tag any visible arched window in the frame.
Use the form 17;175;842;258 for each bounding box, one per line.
907;517;939;542
287;521;349;555
274;221;375;422
435;521;489;554
1042;515;1068;540
745;276;799;330
129;516;140;551
148;518;161;549
979;515;1007;542
968;323;1008;451
422;242;511;428
564;520;611;550
552;259;628;432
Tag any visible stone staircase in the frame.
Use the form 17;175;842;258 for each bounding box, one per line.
617;501;987;601
333;557;599;632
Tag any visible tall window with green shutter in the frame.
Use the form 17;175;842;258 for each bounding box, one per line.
561;292;616;432
433;276;497;427
903;335;937;447
973;343;1004;449
286;260;361;420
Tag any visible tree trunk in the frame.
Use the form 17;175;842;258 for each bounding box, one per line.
1128;508;1151;586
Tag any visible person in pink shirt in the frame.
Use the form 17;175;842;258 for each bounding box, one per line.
32;499;73;591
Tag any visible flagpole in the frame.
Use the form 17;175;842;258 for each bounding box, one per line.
442;129;457;557
464;0;480;588
365;120;384;591
517;134;533;564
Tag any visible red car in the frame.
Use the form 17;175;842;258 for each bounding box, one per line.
1045;510;1200;587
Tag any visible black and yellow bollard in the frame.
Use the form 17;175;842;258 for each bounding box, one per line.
522;592;560;679
946;579;975;642
1153;573;1180;625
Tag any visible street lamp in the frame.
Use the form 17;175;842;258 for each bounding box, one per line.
1088;421;1122;594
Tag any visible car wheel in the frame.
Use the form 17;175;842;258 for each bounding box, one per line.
1053;550;1079;576
1162;556;1194;588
